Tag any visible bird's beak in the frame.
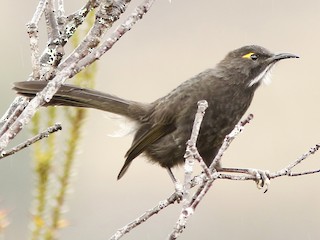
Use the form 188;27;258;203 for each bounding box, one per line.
270;53;299;62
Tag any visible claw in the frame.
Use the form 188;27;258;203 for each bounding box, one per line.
217;167;272;193
249;169;270;193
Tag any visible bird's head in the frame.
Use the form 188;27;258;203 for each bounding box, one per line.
217;45;299;88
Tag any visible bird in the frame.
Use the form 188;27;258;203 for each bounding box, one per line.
13;45;298;180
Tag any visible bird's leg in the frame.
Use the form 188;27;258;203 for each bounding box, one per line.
218;167;271;192
167;167;177;183
167;168;183;201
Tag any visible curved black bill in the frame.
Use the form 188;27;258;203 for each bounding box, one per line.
271;53;299;62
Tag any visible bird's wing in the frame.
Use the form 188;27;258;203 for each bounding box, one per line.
117;123;176;179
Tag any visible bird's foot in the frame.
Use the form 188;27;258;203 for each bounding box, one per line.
246;169;271;193
219;167;271;193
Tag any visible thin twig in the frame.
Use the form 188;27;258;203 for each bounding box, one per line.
0;0;50;130
109;193;179;240
0;0;156;157
41;0;64;81
289;169;320;176
209;113;254;171
0;100;28;138
0;123;62;159
210;143;320;181
72;0;156;78
110;110;320;239
57;0;131;75
27;0;47;80
183;100;208;205
0;0;99;132
272;144;320;177
57;0;65;18
0;62;76;153
64;0;100;39
168;114;254;239
45;0;60;41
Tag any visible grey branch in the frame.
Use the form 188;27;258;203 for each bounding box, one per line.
0;0;156;154
167;110;254;239
0;0;99;131
110;107;320;239
26;0;47;80
72;0;156;78
210;113;254;171
0;123;62;159
1;1;319;239
109;193;179;240
183;100;209;205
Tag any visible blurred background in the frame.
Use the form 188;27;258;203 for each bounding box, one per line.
0;0;320;239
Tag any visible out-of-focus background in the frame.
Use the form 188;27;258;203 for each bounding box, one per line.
0;0;320;239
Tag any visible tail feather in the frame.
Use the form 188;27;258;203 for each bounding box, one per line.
13;81;146;120
117;160;132;180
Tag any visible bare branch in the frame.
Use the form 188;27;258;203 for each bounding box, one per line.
209;113;254;171
289;169;320;176
64;0;100;32
109;192;180;240
272;144;320;177
45;0;60;40
27;0;47;80
108;106;320;239
72;0;156;78
1;1;319;239
0;0;99;131
0;123;62;159
57;0;123;72
0;62;76;153
210;143;320;182
183;100;208;204
57;0;65;18
0;100;28;138
0;0;156;153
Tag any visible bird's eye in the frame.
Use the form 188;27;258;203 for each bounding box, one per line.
242;52;259;60
250;54;258;60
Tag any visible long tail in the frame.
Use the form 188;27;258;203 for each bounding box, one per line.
13;81;147;120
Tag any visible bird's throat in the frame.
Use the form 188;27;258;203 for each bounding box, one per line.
248;64;274;87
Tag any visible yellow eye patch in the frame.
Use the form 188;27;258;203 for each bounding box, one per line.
242;52;255;59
